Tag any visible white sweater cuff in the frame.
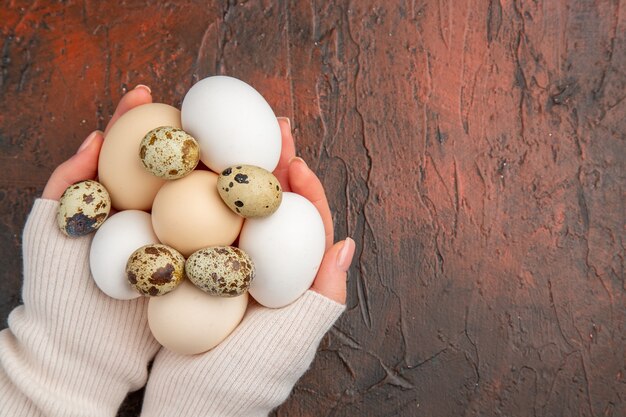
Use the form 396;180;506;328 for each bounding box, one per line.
0;199;159;417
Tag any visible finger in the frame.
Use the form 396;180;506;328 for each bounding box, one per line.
272;117;295;192
311;238;355;304
104;85;153;135
288;157;333;250
42;131;104;200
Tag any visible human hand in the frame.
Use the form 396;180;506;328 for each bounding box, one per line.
140;118;354;417
0;85;161;416
43;102;354;304
273;117;355;304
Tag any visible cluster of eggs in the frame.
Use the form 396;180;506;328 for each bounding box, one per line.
56;76;326;355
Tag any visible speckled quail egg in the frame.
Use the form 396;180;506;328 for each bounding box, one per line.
185;246;255;297
139;126;200;179
57;180;111;237
126;244;186;296
217;165;282;218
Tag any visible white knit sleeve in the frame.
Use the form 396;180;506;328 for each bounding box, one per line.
0;199;160;417
140;291;345;417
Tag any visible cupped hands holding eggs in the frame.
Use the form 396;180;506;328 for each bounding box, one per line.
56;76;330;355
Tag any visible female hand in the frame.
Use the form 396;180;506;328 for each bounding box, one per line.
0;85;161;417
42;90;355;304
140;117;355;417
273;117;355;304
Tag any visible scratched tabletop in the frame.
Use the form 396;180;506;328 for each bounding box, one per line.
1;1;624;416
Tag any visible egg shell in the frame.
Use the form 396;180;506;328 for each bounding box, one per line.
181;76;281;173
148;279;248;355
139;126;200;179
90;210;160;300
57;180;111;237
238;192;325;308
98;103;181;210
126;244;185;297
186;246;255;297
151;170;243;257
217;165;282;218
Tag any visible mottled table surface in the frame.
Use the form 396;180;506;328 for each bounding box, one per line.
1;1;624;416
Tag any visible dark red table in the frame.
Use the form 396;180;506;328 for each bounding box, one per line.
1;1;624;416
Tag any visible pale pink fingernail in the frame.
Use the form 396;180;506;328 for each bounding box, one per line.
277;116;291;130
337;238;355;272
134;84;152;94
288;156;307;167
77;130;102;153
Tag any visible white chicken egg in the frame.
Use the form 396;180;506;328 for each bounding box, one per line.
238;192;326;308
89;210;160;300
181;76;281;173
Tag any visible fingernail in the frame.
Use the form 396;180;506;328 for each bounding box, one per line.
277;116;291;130
134;84;152;94
77;130;102;153
337;237;355;272
288;156;307;167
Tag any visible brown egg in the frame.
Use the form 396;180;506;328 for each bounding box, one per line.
126;244;185;296
151;170;243;257
148;279;248;355
98;103;181;210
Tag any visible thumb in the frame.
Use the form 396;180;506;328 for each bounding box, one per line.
42;130;104;200
310;238;355;304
